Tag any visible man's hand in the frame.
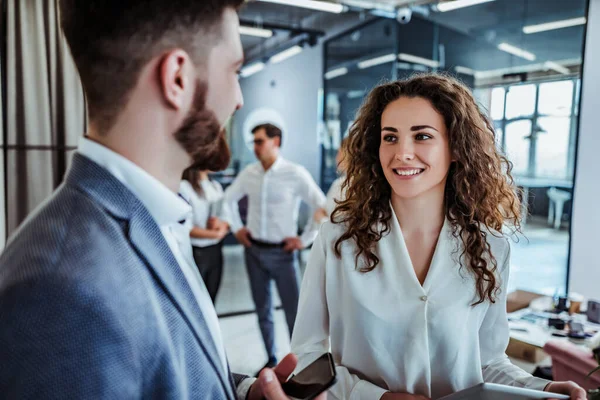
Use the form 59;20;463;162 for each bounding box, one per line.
545;381;586;400
234;227;252;248
247;354;327;400
283;237;303;253
381;393;430;400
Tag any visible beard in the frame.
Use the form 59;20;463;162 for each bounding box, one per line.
174;80;231;172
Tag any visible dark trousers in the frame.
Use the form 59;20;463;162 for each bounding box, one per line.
192;243;223;304
244;245;300;361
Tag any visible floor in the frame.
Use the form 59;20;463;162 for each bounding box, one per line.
509;217;569;296
216;245;307;375
217;218;567;375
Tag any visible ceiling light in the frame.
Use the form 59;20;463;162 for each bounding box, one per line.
325;67;348;80
357;53;396;69
370;8;397;18
497;42;536;61
269;45;303;64
436;0;495;12
455;66;476;75
347;90;365;99
239;26;273;38
523;17;586;34
544;61;570;75
398;53;440;68
473;58;580;79
240;62;265;78
257;0;345;14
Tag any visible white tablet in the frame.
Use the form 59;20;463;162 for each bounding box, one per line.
438;383;570;400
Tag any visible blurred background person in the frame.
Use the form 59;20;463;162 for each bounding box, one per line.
180;166;231;304
225;123;326;372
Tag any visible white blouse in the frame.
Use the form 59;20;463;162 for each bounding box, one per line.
179;179;230;248
325;176;346;216
291;207;549;400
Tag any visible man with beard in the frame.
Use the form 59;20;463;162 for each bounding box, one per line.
0;2;324;400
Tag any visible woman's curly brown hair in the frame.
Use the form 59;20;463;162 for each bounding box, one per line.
332;73;521;305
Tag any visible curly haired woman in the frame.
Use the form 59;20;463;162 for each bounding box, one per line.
290;74;584;400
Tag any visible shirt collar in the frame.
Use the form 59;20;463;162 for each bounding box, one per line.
270;156;285;172
78;137;191;227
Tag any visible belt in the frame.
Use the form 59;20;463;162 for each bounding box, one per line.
250;238;285;249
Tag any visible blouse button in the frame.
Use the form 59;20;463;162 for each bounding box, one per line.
420;295;428;302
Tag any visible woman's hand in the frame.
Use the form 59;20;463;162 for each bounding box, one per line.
545;381;587;400
207;217;228;231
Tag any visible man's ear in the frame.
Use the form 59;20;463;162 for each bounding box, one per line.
159;49;192;110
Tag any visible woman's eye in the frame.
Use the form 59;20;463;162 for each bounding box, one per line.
415;133;432;141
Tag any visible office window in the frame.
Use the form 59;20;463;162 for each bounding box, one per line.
504;119;531;176
505;84;536;120
490;79;580;295
538;81;573;117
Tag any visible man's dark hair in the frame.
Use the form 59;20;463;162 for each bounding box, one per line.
59;0;244;133
252;123;283;147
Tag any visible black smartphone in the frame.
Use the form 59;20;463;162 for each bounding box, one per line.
281;353;337;400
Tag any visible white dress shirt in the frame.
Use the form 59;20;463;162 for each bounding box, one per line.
291;205;549;400
179;179;231;248
224;157;327;247
325;176;346;216
78;138;229;379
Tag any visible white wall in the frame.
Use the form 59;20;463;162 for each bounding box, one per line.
233;45;323;182
569;0;600;301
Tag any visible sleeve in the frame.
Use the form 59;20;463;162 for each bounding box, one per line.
296;167;327;247
213;181;233;226
223;169;248;233
291;228;389;400
0;277;141;399
479;241;550;391
234;375;256;400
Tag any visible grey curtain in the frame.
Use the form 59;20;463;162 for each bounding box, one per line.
1;0;5;246
3;0;86;244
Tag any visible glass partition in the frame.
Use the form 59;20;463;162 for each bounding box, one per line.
322;0;589;296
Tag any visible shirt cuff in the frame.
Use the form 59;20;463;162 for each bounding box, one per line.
349;379;389;400
229;220;244;235
529;377;552;392
300;231;318;248
236;377;257;400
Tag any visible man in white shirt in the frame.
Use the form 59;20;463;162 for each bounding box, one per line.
0;2;322;400
225;123;327;371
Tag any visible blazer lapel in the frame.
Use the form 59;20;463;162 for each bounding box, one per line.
66;154;235;399
128;211;234;398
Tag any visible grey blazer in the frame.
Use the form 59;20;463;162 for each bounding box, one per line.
0;153;247;399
